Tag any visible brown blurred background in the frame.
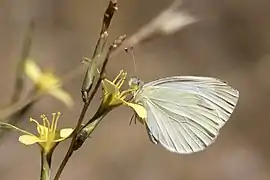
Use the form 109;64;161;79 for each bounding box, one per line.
1;0;270;179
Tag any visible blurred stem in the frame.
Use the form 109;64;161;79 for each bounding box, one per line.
40;150;52;180
0;101;35;142
110;0;194;57
0;91;41;119
0;21;35;142
0;87;37;143
11;20;34;103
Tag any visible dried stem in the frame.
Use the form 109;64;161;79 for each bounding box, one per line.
81;0;118;101
53;35;125;180
53;2;124;179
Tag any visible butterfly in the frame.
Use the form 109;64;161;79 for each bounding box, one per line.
128;76;239;154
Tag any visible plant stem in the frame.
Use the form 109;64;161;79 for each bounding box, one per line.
53;102;90;180
53;44;110;180
40;151;52;180
74;113;106;151
53;34;126;180
81;0;118;101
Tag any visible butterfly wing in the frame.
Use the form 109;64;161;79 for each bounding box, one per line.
135;76;239;154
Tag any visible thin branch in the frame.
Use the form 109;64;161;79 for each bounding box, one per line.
53;24;126;180
53;34;126;180
81;0;118;102
73;110;109;151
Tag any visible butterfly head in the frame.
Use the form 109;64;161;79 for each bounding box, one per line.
128;77;144;91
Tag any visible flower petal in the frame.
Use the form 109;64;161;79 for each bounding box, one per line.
59;128;73;138
125;102;147;119
102;79;120;96
18;135;43;145
49;88;74;107
0;122;35;136
24;59;42;83
39;72;60;89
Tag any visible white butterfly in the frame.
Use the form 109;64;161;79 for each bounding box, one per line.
129;76;239;154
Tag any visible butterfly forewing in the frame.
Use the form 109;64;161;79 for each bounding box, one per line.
134;76;239;154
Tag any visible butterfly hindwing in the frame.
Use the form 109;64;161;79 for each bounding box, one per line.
135;76;239;154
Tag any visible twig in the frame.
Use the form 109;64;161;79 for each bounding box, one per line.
53;1;122;178
53;102;89;180
73;114;107;151
81;0;118;102
53;34;126;180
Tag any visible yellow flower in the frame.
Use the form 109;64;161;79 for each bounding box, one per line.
24;59;73;107
0;112;73;153
100;70;147;120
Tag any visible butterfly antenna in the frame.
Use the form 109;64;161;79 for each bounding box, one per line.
125;45;137;75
